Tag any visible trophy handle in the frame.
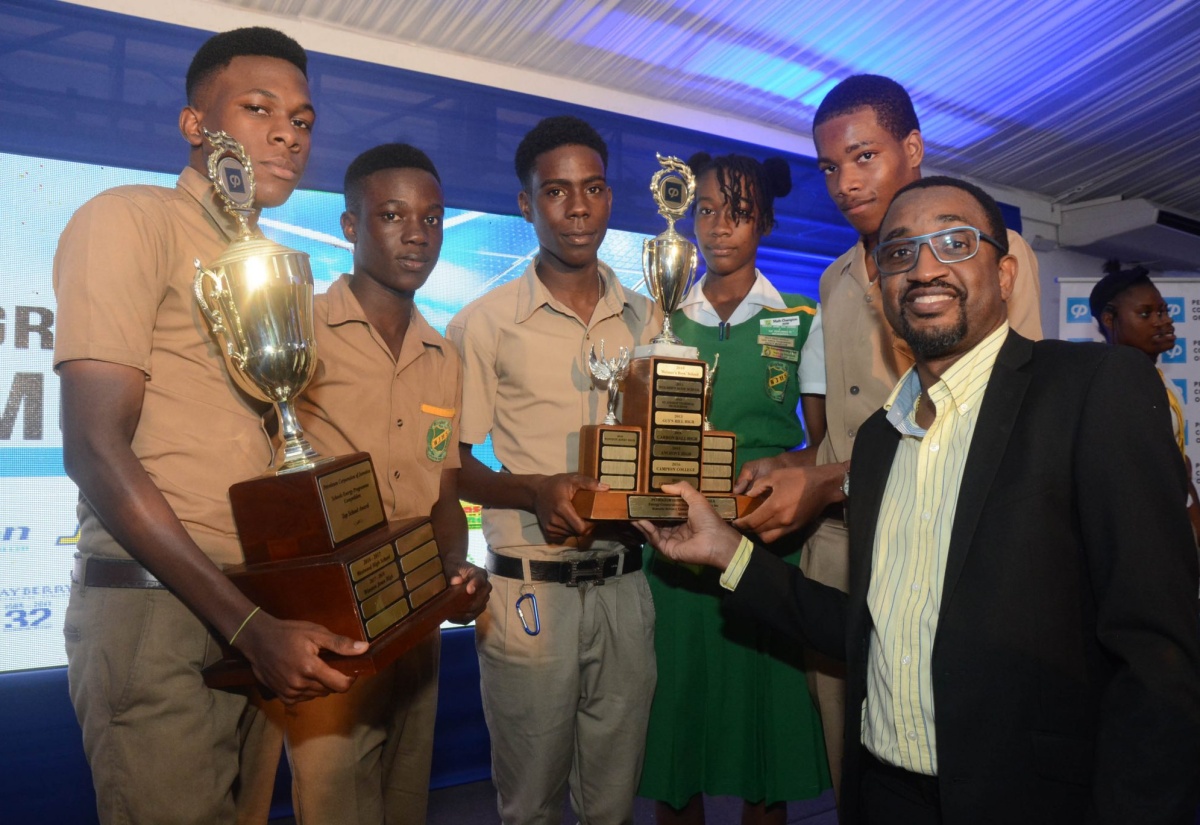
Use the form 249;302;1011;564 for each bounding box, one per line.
193;261;252;370
641;240;659;303
193;261;226;336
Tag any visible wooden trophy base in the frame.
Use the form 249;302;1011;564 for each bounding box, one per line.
204;453;468;690
573;489;761;521
229;452;386;565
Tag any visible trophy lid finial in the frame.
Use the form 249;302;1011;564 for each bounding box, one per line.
203;128;257;239
649;153;696;233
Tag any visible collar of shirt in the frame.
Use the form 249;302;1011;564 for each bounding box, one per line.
883;322;1011;437
677;269;785;327
841;242;915;365
848;239;872;289
324;273;445;371
513;258;643;328
178;165;244;242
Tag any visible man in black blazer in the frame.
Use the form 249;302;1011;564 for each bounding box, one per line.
638;176;1200;824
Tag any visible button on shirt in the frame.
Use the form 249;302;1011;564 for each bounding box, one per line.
863;322;1009;776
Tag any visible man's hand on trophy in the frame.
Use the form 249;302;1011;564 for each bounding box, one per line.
635;482;741;571
733;463;845;544
448;563;492;624
732;450;814;495
535;472;609;544
235;612;367;704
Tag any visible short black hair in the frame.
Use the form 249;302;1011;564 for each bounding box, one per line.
686;152;792;236
343;143;441;214
1089;259;1154;321
813;75;920;143
888;175;1009;254
514;115;608;191
186;27;308;104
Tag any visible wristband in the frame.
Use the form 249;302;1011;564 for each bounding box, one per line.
228;605;261;646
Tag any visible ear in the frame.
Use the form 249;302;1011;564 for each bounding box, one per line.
903;129;924;171
996;252;1017;303
517;189;532;223
341;210;357;244
179;105;204;149
1099;308;1116;340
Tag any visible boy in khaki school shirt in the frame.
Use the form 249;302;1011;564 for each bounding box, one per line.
447;115;659;825
264;143;489;825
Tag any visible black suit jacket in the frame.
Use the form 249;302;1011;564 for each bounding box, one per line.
729;331;1200;824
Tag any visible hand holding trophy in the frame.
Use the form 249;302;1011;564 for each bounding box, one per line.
572;155;759;521
193;131;471;689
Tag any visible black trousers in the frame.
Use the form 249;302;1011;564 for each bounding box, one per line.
861;750;943;825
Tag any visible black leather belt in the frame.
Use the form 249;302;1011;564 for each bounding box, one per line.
486;549;642;586
72;553;165;589
863;750;940;805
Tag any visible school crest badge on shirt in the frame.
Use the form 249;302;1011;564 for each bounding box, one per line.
765;362;789;403
426;418;452;462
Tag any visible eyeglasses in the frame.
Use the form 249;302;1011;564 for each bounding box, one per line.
873;226;1006;276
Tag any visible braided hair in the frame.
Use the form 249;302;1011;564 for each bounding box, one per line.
685;152;792;236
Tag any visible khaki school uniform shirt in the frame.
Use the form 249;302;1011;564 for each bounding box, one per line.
816;229;1041;467
446;260;659;560
297;274;461;520
53;167;274;566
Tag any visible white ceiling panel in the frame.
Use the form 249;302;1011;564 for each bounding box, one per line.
100;0;1200;216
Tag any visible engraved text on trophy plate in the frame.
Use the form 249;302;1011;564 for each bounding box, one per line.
348;522;448;640
598;430;640;490
318;459;385;545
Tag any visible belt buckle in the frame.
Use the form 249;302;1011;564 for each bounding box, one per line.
565;557;605;587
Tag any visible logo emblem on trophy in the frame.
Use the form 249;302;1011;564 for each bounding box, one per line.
572;155;759;521
192;131;469;688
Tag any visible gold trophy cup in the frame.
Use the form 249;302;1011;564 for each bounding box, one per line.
192;131;469;689
193;131;322;473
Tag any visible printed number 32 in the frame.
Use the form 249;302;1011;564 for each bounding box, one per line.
4;608;51;629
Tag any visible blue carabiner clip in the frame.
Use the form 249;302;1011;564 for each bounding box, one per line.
515;589;540;636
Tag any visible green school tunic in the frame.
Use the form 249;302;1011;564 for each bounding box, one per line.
638;293;831;807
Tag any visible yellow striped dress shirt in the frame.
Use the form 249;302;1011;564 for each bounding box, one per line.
864;322;1009;776
1158;369;1187;457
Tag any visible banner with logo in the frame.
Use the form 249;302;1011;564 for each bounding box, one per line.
1058;277;1198;486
